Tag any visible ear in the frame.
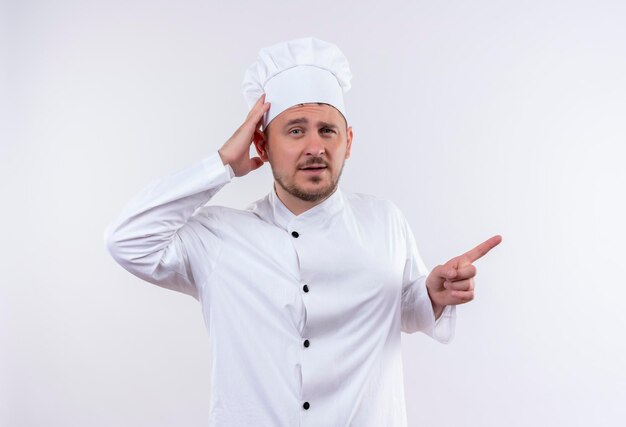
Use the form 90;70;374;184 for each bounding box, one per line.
345;126;353;159
253;129;269;162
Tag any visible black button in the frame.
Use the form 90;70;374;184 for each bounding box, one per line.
303;339;310;348
303;401;310;410
303;284;309;293
291;231;299;238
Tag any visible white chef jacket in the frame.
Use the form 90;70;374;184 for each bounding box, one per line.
104;151;456;427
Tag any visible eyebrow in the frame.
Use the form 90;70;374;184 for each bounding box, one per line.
283;117;340;130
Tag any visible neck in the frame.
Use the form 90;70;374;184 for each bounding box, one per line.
274;182;337;216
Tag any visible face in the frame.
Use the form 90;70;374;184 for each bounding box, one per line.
254;103;353;203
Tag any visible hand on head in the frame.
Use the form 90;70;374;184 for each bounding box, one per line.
218;94;270;177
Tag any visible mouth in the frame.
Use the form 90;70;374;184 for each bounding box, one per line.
299;165;328;174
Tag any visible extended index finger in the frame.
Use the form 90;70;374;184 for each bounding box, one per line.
461;235;502;264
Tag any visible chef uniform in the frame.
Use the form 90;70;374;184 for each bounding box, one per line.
104;37;456;427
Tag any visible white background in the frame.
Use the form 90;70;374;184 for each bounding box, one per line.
2;0;625;426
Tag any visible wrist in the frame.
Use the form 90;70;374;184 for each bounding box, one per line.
426;285;445;320
217;149;231;167
432;301;445;320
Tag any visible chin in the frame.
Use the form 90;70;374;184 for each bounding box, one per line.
299;182;337;200
299;180;331;192
275;170;340;203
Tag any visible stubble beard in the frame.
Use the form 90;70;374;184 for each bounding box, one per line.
273;159;346;203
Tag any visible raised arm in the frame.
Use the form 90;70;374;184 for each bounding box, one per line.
103;94;271;299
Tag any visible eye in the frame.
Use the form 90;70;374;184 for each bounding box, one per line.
322;128;335;134
289;129;302;135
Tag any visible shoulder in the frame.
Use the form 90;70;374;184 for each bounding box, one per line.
341;189;407;225
192;204;259;225
343;191;406;229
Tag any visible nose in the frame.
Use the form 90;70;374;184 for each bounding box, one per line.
305;133;325;157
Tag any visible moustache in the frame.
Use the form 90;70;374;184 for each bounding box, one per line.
298;158;329;169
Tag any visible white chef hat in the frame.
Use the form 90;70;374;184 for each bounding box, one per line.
242;36;352;131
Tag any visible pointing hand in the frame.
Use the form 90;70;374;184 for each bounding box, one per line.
426;235;502;315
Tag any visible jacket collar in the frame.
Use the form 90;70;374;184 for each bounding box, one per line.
262;183;345;231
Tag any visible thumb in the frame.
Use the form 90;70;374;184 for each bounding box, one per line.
434;263;457;281
428;264;456;290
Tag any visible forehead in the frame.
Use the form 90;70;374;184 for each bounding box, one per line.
275;103;343;125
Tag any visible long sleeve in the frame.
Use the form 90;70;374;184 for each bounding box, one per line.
103;152;234;300
399;210;456;343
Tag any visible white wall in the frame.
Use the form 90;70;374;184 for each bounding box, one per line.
2;0;625;426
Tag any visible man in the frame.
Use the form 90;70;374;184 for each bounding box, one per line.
104;37;501;426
